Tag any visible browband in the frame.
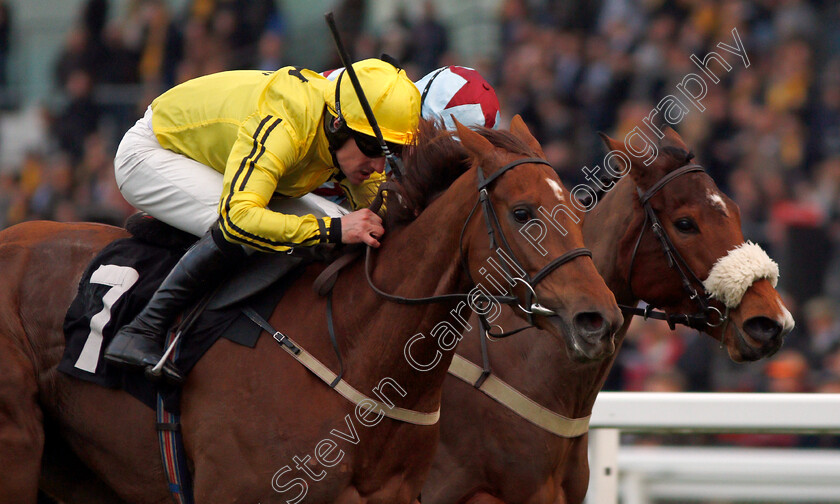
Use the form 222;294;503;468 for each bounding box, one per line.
639;164;704;205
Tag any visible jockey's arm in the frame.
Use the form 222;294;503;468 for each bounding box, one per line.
217;119;383;251
217;119;339;252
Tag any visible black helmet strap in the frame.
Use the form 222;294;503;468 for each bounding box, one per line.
334;70;345;125
420;66;449;109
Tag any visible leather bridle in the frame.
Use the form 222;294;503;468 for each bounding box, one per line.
366;157;592;338
312;156;589;390
622;163;728;330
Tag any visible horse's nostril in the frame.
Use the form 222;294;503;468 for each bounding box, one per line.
574;312;606;334
743;316;783;343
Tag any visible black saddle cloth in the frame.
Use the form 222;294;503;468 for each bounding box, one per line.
59;236;304;412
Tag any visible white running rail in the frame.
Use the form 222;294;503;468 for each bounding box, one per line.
585;392;840;504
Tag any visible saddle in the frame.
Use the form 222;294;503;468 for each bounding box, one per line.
56;216;350;504
58;215;328;411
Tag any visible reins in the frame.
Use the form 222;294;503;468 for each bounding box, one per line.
244;185;442;426
363;157;592;339
283;156;593;426
361;157;591;394
621;164;728;330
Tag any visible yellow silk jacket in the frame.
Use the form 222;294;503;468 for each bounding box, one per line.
150;67;382;251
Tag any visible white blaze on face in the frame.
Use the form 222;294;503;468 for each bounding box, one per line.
706;188;729;216
546;178;565;202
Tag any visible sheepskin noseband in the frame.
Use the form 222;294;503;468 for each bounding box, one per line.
702;241;779;309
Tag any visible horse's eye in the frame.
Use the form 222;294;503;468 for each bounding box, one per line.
674;217;698;234
513;208;532;223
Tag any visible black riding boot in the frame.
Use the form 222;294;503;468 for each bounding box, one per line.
104;227;245;383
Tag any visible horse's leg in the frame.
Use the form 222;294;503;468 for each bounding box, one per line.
559;438;589;504
0;339;44;504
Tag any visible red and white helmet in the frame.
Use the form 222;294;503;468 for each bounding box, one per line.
322;65;500;129
320;68;342;81
415;66;500;130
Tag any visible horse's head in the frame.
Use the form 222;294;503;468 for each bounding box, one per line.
602;127;794;362
451;116;623;362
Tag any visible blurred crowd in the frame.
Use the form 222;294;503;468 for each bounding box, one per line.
0;0;838;447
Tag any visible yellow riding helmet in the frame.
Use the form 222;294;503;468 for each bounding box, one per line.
325;58;421;145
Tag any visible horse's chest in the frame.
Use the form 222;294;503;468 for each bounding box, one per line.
485;439;584;504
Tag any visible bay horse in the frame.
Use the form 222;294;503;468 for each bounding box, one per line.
0;118;622;503
421;119;794;504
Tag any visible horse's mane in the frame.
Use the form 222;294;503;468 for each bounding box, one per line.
385;119;538;227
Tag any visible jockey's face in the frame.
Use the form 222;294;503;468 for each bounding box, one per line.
335;136;387;185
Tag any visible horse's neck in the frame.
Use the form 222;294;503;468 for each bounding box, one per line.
585;176;640;307
334;180;477;413
459;322;618;418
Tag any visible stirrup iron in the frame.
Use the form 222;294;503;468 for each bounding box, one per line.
146;331;183;383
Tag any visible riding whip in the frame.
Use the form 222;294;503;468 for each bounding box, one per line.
324;12;406;179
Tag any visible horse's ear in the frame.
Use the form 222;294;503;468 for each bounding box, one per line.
598;131;624;154
453;118;495;161
598;131;633;176
661;126;689;151
598;131;659;192
510;115;545;157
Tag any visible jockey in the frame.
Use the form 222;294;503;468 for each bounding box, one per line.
104;58;421;382
315;65;501;205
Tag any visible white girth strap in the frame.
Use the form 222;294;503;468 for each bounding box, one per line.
702;241;779;309
448;354;590;437
278;339;441;426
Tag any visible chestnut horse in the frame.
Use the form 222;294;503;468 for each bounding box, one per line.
0;119;622;503
421;120;794;504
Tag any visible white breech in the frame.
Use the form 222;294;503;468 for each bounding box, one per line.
114;107;348;238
